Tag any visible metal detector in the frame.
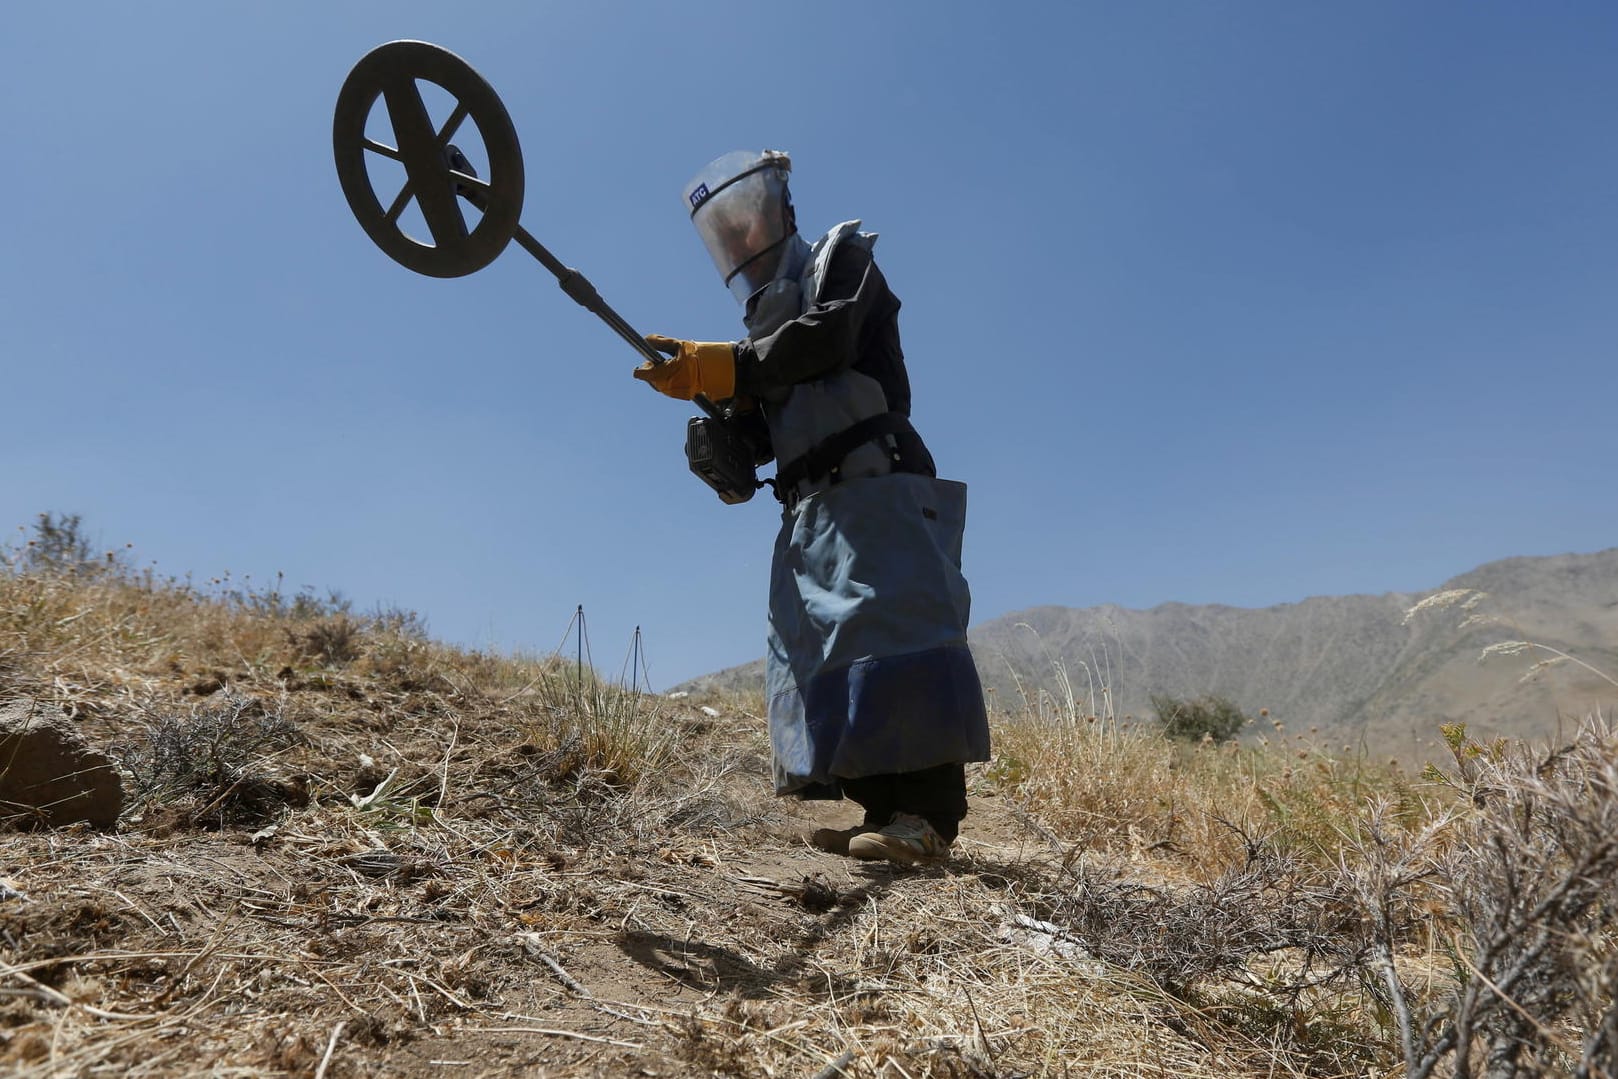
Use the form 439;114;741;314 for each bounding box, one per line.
333;41;765;503
332;40;674;367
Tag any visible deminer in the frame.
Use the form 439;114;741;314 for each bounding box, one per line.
633;150;990;865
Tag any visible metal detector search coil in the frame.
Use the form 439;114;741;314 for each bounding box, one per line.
332;41;524;279
333;41;758;503
333;42;705;389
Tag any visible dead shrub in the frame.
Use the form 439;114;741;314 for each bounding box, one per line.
1355;714;1618;1078
290;613;362;666
110;694;307;828
1048;831;1366;994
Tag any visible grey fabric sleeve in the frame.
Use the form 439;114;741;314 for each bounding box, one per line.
733;244;879;398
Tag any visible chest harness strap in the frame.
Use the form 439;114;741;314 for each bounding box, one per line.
774;412;934;504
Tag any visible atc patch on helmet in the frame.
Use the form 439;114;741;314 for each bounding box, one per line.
683;150;797;303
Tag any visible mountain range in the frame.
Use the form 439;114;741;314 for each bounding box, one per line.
679;548;1618;759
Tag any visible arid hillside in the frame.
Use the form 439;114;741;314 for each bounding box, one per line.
973;547;1618;757
2;523;1615;1077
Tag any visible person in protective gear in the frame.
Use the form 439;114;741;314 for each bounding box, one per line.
635;150;991;865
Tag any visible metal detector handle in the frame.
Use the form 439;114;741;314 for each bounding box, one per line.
521;227;726;423
451;173;723;421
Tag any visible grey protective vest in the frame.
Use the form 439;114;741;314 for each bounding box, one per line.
759;221;895;506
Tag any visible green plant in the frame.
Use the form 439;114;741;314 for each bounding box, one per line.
1150;692;1249;744
348;768;435;830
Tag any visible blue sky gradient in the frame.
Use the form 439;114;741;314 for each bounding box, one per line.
3;3;1614;685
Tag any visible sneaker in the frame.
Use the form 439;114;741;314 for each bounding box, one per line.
847;812;950;865
808;825;866;856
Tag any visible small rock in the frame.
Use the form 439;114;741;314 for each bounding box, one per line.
0;701;124;828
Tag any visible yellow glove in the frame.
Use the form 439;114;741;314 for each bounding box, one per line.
634;336;736;400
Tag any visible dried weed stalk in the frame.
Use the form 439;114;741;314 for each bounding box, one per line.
1356;714;1618;1078
1050;828;1365;993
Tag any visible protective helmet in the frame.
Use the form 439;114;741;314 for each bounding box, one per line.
682;150;796;303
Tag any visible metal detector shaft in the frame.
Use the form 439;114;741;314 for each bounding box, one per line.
453;179;722;419
508;224;659;365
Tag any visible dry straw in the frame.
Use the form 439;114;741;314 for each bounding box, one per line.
2;523;1615;1076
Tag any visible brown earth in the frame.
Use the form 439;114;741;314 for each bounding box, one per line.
2;671;1206;1079
0;557;1437;1077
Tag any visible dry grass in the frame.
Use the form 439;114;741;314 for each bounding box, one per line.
1;529;1614;1076
988;704;1431;872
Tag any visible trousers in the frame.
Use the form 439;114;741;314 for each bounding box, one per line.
840;763;967;843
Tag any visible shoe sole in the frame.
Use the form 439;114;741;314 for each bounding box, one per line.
847;835;943;865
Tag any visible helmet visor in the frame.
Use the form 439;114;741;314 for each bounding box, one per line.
683;151;794;302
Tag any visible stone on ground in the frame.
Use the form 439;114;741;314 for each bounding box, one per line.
0;701;123;828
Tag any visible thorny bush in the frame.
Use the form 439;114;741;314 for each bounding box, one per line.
1358;715;1618;1078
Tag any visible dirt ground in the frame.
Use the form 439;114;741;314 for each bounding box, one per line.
2;678;1187;1078
7;563;1615;1075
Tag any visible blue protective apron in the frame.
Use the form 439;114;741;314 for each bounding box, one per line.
753;222;990;796
764;472;990;795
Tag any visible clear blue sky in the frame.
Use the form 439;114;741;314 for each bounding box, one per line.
3;4;1614;686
